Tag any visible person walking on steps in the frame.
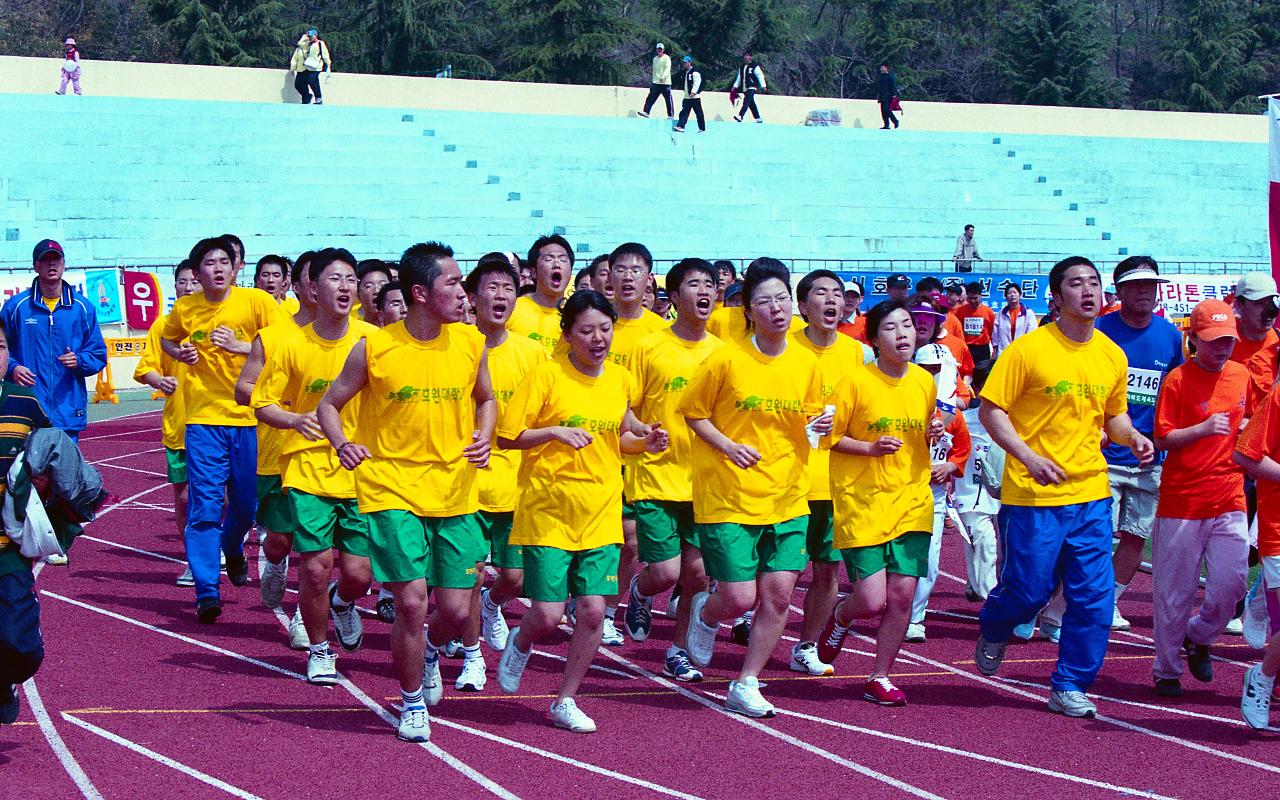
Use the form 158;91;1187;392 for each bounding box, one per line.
293;28;331;105
674;56;705;133
638;43;674;119
56;38;82;96
731;53;766;123
877;64;899;129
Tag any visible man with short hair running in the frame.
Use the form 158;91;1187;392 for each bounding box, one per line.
974;256;1153;718
318;241;496;742
509;235;573;355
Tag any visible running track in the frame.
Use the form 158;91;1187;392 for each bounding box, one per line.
6;409;1278;799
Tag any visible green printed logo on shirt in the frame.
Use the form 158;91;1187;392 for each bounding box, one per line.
663;376;690;392
190;330;208;342
735;395;804;414
559;414;620;434
1042;380;1111;399
305;378;333;394
866;416;924;434
387;385;464;404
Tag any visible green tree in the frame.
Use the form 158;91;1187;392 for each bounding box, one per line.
496;0;633;84
147;0;288;67
368;0;494;77
999;0;1120;107
1152;0;1264;112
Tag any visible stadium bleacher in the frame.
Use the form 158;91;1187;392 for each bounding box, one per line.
0;92;1267;270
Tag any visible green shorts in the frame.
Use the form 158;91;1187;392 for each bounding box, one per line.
256;474;295;535
633;500;698;564
622;498;637;522
367;510;483;588
165;447;187;485
478;510;522;570
806;501;839;564
842;531;931;581
696;515;809;583
523;544;621;602
290;491;371;557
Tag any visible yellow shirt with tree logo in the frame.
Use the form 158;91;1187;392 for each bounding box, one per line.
790;330;867;502
133;313;187;452
478;333;547;513
507;295;562;356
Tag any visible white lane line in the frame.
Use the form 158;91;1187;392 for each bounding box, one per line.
85;408;163;427
702;691;1176;800
61;713;265;799
80;425;163;441
89;447;165;466
94;462;168;479
23;680;105;800
92;483;172;520
783;602;924;666
1114;628;1253;669
80;535;184;564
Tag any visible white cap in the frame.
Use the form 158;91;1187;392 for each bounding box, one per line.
656;42;665;49
843;279;862;295
913;343;949;366
1236;272;1279;302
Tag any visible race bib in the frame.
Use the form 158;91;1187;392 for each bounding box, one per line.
1126;367;1162;406
963;316;984;337
930;432;953;465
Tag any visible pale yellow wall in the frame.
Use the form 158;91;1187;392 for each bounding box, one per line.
2;55;1266;143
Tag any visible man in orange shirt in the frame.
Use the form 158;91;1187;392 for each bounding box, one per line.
957;281;996;364
1150;300;1250;698
836;279;866;342
1231;274;1279;411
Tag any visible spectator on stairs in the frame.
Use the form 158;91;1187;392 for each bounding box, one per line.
56;38;82;96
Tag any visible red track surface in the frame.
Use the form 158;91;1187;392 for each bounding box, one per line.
6;409;1279;799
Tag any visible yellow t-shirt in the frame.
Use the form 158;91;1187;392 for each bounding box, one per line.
828;363;937;549
507;295;562;356
133;313;187;452
498;357;637;551
706;305;805;343
251;321;376;498
253;321;303;476
355;321;486;517
980;323;1127;507
161;287;284;427
790;330;867;502
42;296;59;312
280;296;301;316
606;310;668;370
625;328;724;502
478;334;548;513
678;340;822;525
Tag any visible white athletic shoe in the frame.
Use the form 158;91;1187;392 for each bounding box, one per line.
288;609;309;651
176;565;195;587
259;557;287;609
1110;606;1131;632
789;642;834;676
904;622;927;643
601;617;625;647
497;628;531;694
550;698;596;733
306;650;338;686
685;591;718;668
397;707;430;742
480;588;509;651
1241;664;1275;730
1047;689;1097;718
1244;579;1268;649
455;656;487;692
442;638;464;658
329;583;364;652
422;652;443;706
1226;616;1245;636
725;676;775;718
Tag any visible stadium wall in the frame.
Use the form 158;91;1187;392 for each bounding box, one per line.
0;56;1266;143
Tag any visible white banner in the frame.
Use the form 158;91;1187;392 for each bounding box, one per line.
1156;273;1239;318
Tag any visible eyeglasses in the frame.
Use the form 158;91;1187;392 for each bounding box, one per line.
750;294;791;310
613;264;648;277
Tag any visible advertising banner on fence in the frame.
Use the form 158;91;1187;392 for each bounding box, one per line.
84;269;123;324
0;269;87;303
123;270;164;329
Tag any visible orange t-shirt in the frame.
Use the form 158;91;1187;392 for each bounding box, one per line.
1230;327;1278;369
1155;360;1249;520
1236;382;1280;555
1100;302;1122;316
837;315;866;343
957;303;996;345
943;313;964;342
1244;341;1279;417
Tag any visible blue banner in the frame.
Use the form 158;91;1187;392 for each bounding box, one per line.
834;271;1052;316
84;269;123;324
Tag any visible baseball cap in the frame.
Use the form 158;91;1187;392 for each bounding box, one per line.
656;42;665;49
1235;272;1279;302
307;28;318;36
887;273;911;288
65;37;76;45
913;343;949;366
1113;258;1168;285
682;55;692;63
909;302;946;320
724;282;743;302
32;239;64;262
843;279;862;296
1189;299;1238;340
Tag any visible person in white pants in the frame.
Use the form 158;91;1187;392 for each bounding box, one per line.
954;361;1003;601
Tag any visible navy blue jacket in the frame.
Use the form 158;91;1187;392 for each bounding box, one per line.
1;280;108;432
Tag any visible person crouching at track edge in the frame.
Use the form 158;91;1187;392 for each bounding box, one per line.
974;256;1153;718
494;290;667;733
317;242;496;743
680;259;830;718
818;300;940;706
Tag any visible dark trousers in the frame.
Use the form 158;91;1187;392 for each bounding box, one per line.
880;100;898;128
967;343;992;365
738;90;761;120
0;570;44;689
642;84;674;117
296;70;322;103
677;99;705;131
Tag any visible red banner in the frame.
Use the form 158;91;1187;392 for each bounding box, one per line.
123;270;163;329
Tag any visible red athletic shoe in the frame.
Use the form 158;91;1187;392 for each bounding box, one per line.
863;677;907;706
817;611;851;665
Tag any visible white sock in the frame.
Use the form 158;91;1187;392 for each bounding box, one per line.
308;642;330;656
605;605;618;620
1114;582;1129;606
482;591;502;612
401;687;425;710
666;644;683;658
462;643;483;662
330;588;352;610
1258;669;1277;689
378;587;393;601
424;639;440;662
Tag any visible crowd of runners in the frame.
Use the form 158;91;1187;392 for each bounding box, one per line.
87;234;1280;741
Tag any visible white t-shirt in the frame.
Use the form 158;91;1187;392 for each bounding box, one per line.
954;406;1000;515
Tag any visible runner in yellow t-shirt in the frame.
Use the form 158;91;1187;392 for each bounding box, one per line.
253;249;376;686
679;259;827;718
356;259;393;326
507;234;573;355
787;269;869;677
133;261;200;586
974;256;1153;719
493;290;664;733
253;254;291;303
317;242;496;743
160;236;285;623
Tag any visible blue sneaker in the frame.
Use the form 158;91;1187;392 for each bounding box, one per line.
1012;620;1036;640
1042;622;1061;644
624;575;653;642
663;649;704;682
0;684;19;725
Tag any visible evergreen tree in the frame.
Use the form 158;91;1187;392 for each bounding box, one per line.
1153;0;1263;113
496;0;633;84
999;0;1120;107
368;0;494;78
147;0;288;67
